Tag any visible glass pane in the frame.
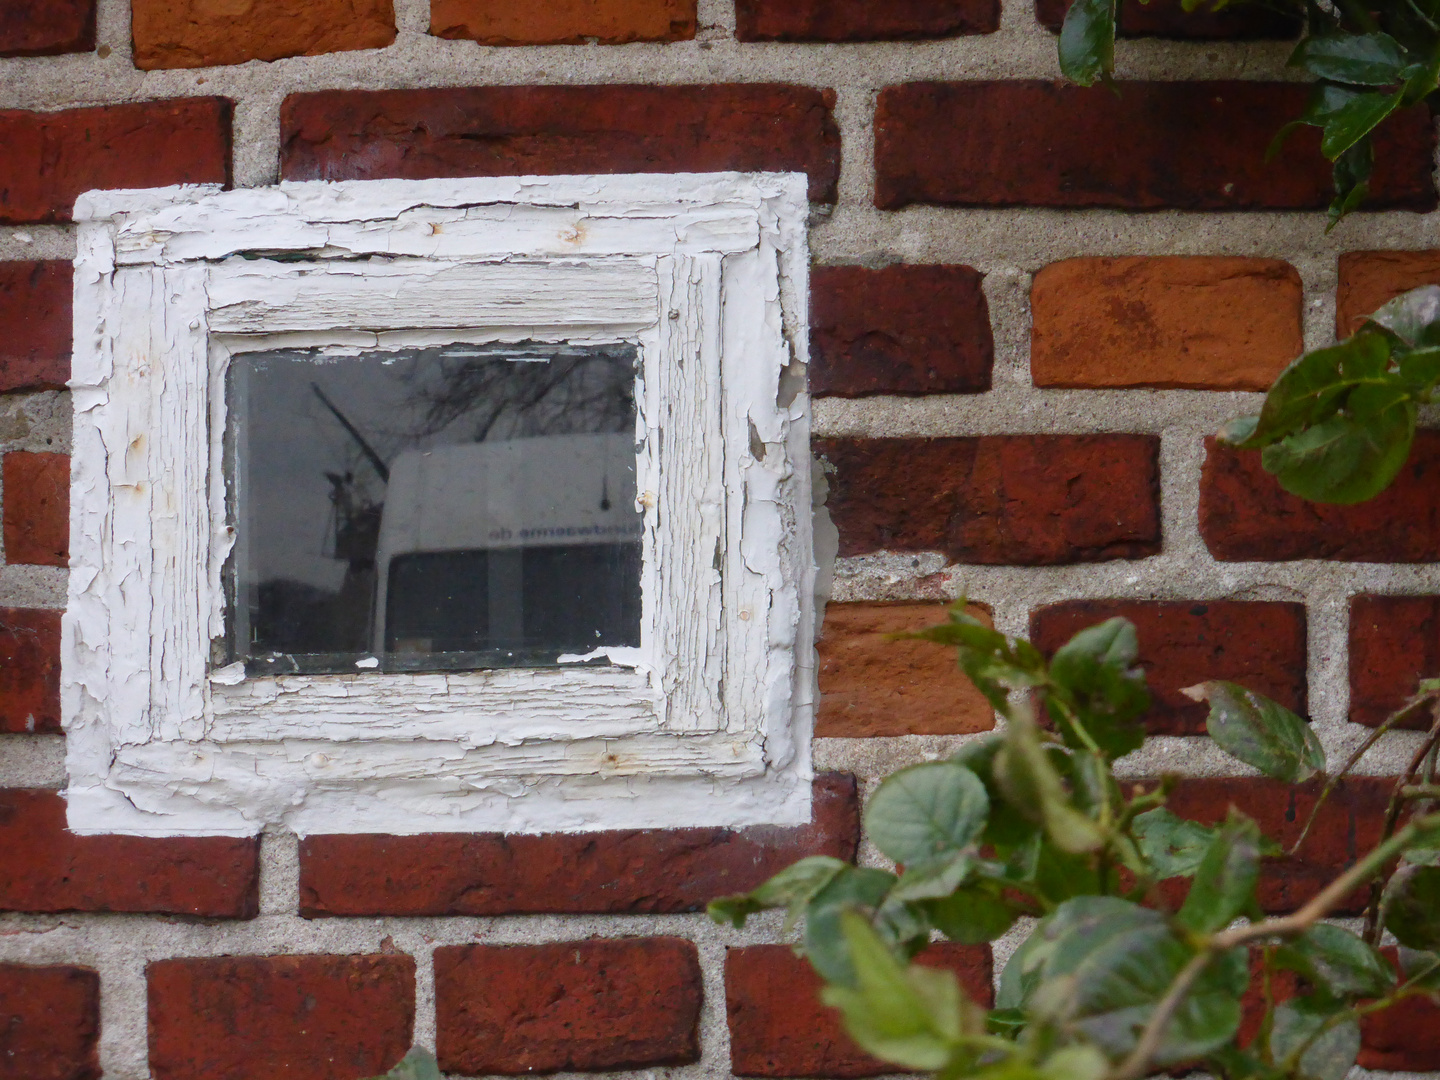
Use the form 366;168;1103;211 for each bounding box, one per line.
226;342;642;674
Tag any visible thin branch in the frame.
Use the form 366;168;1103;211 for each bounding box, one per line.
1112;951;1214;1080
1365;710;1440;942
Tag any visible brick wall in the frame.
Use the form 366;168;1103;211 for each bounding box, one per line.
3;0;1440;1077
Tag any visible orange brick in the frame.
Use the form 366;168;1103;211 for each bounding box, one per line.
431;0;695;43
1031;256;1302;390
816;602;995;737
132;0;395;70
1336;250;1440;336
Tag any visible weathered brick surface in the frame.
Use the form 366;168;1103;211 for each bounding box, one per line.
1349;594;1440;729
436;938;701;1075
0;790;259;916
433;0;694;43
737;0;997;40
1358;949;1440;1071
1035;0;1298;37
1163;776;1391;913
132;0;395;70
1336;249;1440;335
0;608;61;734
1029;601;1307;736
810;265;992;397
148;954;414;1080
2;451;68;567
0;99;231;225
1199;433;1440;562
726;944;993;1078
0;964;100;1080
281;85;841;202
817;602;995;737
874;81;1436;211
0;0;95;56
816;435;1161;565
1030;257;1303;390
0;261;70;392
299;773;857;916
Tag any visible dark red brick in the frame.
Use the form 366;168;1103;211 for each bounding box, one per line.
874;81;1436;211
148;954;414;1080
1200;434;1440;562
281;85;841;203
0;262;70;392
1336;249;1440;336
1030;600;1307;736
815;435;1160;565
435;938;701;1075
299;773;858;917
810;265;992;397
0;0;95;56
1349;595;1440;730
1163;776;1391;914
3;452;68;567
0;789;258;917
1359;949;1440;1071
1035;0;1298;38
0;608;61;734
0;99;231;226
726;943;992;1078
0;964;100;1080
737;0;996;40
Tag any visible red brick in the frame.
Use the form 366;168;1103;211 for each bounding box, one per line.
726;943;992;1078
435;938;700;1075
0;262;70;392
0;789;258;917
815;435;1160;565
0;0;95;56
1199;433;1440;562
132;0;394;70
737;0;996;40
280;85;841;203
3;452;68;567
433;0;695;43
1163;776;1391;914
1349;595;1440;730
1336;250;1440;336
148;954;414;1080
0;99;231;226
1359;949;1440;1071
811;265;992;397
0;608;61;734
0;965;99;1080
1030;257;1303;391
299;773;858;917
874;81;1436;211
1035;0;1298;37
1030;601;1307;736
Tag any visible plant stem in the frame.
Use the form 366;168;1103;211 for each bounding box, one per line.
1112;951;1214;1080
1365;710;1440;943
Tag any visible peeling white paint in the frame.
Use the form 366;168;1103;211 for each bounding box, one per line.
63;173;815;837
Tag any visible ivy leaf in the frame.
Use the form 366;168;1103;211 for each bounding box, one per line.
1133;808;1219;880
1260;396;1416;504
1059;0;1116;87
707;855;847;929
1184;681;1325;783
865;762;990;867
1178;810;1262;933
1382;864;1440;951
1269;998;1360;1080
1292;33;1407;86
1272;924;1396;998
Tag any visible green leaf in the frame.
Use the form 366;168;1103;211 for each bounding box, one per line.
707;855;847;929
1039;1045;1110;1080
1058;0;1115;87
1364;284;1440;349
1382;864;1440;950
1185;681;1325;782
1272;924;1396;998
890;853;974;901
1269;998;1360;1080
1261;397;1416;504
924;884;1018;944
1133;808;1219;879
996;710;1106;854
1328;138;1373;229
1045;617;1150;761
1237;332;1391;449
804;866;900;986
364;1049;443;1080
1317;87;1403;161
1397;946;1440;989
952;736;1041;850
905;605;1046;716
1397;346;1440;394
865;762;990;866
1178;810;1262;932
1293;33;1407;85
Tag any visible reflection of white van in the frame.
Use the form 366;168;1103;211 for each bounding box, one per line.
372;434;643;659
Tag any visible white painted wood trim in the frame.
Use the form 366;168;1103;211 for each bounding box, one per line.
63;173;815;836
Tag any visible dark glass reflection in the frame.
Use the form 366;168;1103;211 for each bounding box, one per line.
226;343;642;674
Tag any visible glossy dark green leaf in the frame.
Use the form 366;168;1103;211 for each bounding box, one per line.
925;885;1018;944
1272;924;1396;998
1328;138;1374;228
1293;33;1407;85
1319;88;1402;160
1269;998;1360;1080
1058;0;1115;87
1364;284;1440;349
1132;808;1219;879
1382;863;1440;950
1234;332;1391;449
707;855;847;928
865;762;990;866
1187;681;1325;782
1261;397;1416;504
1398;346;1440;393
804;866;899;986
1045;618;1150;761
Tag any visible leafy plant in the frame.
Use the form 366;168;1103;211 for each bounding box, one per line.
364;1047;443;1080
1058;0;1440;225
709;603;1440;1080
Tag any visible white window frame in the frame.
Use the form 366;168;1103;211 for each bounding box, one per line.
63;173;815;837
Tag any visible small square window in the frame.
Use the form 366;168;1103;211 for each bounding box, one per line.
63;174;816;836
